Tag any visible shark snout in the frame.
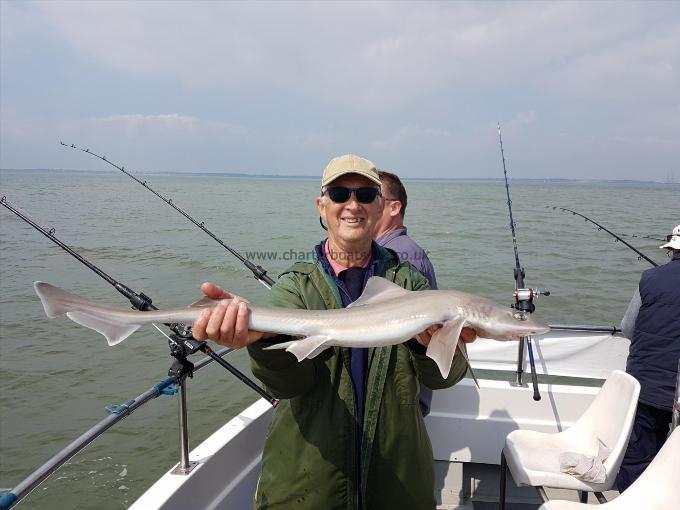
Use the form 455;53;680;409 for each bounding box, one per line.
518;318;550;337
488;312;550;340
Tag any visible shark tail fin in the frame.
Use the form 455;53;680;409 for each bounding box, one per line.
67;311;142;346
34;282;142;346
34;281;88;318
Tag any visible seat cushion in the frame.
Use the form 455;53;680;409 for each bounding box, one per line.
504;429;613;491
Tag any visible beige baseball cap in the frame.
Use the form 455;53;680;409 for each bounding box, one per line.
321;154;381;187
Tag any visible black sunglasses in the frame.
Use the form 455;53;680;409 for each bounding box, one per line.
323;186;382;204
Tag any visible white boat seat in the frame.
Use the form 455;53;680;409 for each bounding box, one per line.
499;370;640;507
538;426;680;510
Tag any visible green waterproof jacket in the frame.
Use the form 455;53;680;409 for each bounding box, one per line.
247;245;467;510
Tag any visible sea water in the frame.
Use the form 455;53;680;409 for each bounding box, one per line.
0;170;676;509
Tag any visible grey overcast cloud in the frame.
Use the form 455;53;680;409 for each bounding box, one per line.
1;1;678;180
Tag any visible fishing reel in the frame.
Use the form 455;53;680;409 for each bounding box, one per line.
167;331;207;381
513;288;550;315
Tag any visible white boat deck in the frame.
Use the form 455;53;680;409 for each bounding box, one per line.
132;376;621;509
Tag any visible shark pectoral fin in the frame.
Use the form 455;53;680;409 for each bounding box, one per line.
263;335;331;361
262;340;297;351
287;336;332;361
66;311;142;346
426;318;466;379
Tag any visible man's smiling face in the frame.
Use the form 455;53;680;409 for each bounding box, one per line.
316;174;384;253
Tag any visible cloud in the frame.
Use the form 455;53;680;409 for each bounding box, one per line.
94;114;199;128
0;109;252;172
77;114;248;137
2;1;679;180
370;125;454;152
31;1;679;110
500;111;538;137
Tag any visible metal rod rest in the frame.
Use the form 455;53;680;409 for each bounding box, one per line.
548;324;622;334
177;379;193;473
527;336;541;401
515;337;525;386
0;348;232;509
201;344;278;406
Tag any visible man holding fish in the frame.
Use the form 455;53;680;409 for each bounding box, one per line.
192;154;476;510
33;154;548;508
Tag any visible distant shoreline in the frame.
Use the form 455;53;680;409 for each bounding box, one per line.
0;168;676;185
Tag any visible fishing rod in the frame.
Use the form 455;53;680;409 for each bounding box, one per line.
498;124;549;401
1;196;156;313
550;206;658;267
59;142;275;288
0;196;277;406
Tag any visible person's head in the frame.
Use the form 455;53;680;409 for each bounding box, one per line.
316;154;384;252
659;224;680;252
373;170;408;238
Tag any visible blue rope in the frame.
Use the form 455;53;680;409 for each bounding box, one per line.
105;376;179;414
154;376;178;395
105;399;136;415
0;491;18;510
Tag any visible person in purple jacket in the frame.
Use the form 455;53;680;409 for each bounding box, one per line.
374;170;439;415
374;171;438;288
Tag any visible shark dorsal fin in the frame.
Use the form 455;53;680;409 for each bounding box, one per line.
348;277;411;308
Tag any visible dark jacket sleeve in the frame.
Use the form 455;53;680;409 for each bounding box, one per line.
247;272;318;399
405;271;468;389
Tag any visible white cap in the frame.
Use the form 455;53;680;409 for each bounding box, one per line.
659;224;680;250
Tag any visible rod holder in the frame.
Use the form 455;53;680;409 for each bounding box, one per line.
171;378;198;475
514;337;525;386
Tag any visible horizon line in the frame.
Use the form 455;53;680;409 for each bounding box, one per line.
0;168;676;185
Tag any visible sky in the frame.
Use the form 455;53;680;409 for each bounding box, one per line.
1;1;678;180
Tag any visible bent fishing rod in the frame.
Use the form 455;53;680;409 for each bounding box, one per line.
498;124;549;401
59;142;275;288
550;206;658;267
0;196;277;406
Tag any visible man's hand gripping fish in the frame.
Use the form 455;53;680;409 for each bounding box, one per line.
34;277;550;379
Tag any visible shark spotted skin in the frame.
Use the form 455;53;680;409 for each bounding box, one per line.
34;278;550;378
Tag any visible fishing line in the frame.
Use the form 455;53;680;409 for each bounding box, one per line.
591;243;616;281
59;142;275;288
497;124;549;401
0;196;277;406
618;233;665;242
